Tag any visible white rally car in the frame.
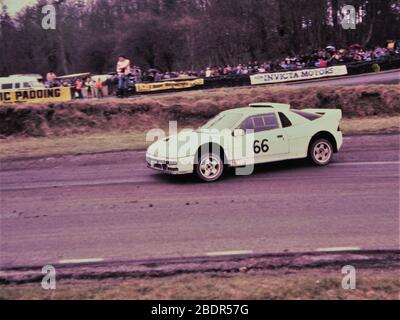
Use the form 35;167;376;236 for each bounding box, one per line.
146;102;343;182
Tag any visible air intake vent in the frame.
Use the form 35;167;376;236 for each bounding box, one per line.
251;105;275;108
249;103;291;110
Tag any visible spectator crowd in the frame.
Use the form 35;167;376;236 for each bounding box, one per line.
42;41;399;99
109;43;400;85
198;43;399;78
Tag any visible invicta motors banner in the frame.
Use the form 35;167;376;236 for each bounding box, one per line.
250;65;348;85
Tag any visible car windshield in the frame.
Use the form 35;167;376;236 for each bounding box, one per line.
201;113;243;131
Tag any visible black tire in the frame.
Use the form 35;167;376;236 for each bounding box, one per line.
309;138;333;166
195;150;224;182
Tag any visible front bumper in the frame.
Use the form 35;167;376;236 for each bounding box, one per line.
146;155;194;175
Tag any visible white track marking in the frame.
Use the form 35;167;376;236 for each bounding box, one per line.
59;258;104;264
333;161;400;167
206;250;254;257
315;247;361;252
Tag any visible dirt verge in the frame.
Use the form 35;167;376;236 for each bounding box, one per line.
1;85;399;138
1;251;398;300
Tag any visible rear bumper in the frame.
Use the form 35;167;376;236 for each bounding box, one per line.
335;132;344;152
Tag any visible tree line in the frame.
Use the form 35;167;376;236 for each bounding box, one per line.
0;0;399;77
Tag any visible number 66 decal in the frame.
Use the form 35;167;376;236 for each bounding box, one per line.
254;139;269;154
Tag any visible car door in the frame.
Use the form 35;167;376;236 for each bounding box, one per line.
240;112;289;164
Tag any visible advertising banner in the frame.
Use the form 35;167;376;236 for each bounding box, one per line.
0;87;72;103
250;65;348;85
135;78;204;93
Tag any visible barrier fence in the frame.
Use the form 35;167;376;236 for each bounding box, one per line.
1;58;399;103
200;57;400;91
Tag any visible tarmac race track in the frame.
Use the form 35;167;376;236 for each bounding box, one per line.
0;134;399;268
287;69;399;87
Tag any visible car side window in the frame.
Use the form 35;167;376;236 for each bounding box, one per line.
262;114;279;131
23;82;31;88
240;113;279;133
1;83;13;90
253;117;264;129
279;112;292;128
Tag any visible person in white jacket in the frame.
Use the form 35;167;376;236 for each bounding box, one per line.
116;55;131;97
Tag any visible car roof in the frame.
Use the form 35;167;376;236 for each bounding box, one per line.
222;102;291;116
0;76;39;83
9;74;43;79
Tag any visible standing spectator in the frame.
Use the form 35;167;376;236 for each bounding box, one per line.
387;40;395;50
163;72;171;80
75;79;84;99
132;66;142;83
330;52;341;65
236;64;243;75
319;58;328;68
46;71;57;87
95;78;103;98
205;67;212;78
116;55;131;98
155;72;163;81
85;77;93;98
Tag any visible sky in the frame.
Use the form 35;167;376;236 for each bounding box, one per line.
2;0;39;15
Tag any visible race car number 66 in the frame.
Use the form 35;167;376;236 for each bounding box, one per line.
195;304;249;315
253;139;269;154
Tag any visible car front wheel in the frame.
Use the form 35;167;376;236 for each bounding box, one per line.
195;152;224;182
309;139;333;166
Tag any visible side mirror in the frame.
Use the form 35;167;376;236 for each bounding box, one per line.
233;129;245;137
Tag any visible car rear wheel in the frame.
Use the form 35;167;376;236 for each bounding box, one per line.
309;139;333;166
195;152;224;182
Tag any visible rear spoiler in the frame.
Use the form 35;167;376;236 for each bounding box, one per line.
303;109;342;121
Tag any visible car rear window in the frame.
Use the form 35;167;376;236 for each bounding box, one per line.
279;112;292;128
292;110;321;121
